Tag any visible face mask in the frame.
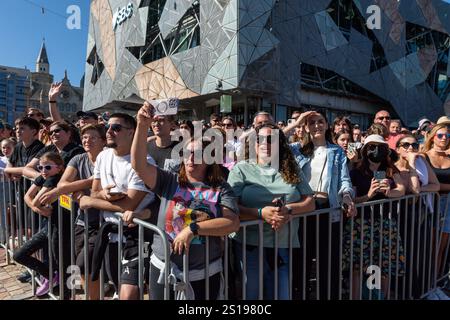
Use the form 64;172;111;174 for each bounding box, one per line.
367;145;388;163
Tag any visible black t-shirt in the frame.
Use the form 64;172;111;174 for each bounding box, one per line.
9;139;44;167
34;174;61;188
147;140;177;169
33;174;62;224
35;143;85;166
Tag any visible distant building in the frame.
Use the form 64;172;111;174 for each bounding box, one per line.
29;41;84;123
0;65;31;124
83;0;450;127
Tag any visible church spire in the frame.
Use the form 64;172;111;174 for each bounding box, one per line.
36;39;49;73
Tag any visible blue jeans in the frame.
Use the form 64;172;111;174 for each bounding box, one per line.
234;242;290;300
441;195;450;234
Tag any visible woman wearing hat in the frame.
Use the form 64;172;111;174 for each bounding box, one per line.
342;134;406;299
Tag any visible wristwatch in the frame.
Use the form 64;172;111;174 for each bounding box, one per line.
189;222;199;236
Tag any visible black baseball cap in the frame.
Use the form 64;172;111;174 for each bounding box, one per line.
77;111;98;119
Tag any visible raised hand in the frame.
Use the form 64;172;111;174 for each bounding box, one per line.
48;82;63;101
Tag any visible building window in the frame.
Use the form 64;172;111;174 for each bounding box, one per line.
127;0;201;64
87;46;104;85
327;0;388;72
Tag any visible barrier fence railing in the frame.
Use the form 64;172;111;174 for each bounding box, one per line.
1;176;449;300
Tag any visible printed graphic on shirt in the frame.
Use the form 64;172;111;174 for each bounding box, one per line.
165;186;220;244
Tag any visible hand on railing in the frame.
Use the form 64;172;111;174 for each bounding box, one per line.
172;227;195;255
343;193;357;218
38;189;60;206
79;195;94;210
122;209;151;228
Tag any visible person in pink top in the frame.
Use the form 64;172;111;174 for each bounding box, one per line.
387;119;401;149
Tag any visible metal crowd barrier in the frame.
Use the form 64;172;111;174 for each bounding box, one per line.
1;176;450;300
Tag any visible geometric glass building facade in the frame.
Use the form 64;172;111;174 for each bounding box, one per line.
84;0;450;127
0;66;31;124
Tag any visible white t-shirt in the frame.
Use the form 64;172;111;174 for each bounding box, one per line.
304;146;328;193
93;148;156;241
0;156;9;178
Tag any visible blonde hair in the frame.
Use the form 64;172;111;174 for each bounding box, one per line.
422;123;450;153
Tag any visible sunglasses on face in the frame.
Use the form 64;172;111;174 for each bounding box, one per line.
49;128;64;136
37;164;59;171
257;135;272;144
399;142;419;150
28;113;42;118
377;116;391;121
105;123;131;132
435;133;450;140
223;123;233;128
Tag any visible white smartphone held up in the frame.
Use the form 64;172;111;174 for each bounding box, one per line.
149;98;179;116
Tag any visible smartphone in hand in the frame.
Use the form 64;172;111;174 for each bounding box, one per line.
273;195;286;208
373;171;386;182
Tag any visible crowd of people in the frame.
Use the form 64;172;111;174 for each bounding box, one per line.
0;83;449;300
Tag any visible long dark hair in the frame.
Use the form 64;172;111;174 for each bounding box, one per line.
301;110;334;157
244;124;301;185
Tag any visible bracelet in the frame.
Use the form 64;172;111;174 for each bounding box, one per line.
49;100;57;103
257;208;263;220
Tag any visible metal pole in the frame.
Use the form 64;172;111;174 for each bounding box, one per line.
58;204;64;299
84;211;89;300
138;224;144;300
224;236;229;300
205;236;210;300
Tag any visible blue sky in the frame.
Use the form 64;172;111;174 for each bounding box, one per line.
0;0;449;89
0;0;90;87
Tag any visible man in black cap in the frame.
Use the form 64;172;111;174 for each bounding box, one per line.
77;111;98;128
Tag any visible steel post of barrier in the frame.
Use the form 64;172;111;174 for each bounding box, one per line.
84;210;90;300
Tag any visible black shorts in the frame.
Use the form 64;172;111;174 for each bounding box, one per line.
120;255;150;286
74;224;98;273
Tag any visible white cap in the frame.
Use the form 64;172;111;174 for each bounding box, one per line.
363;134;388;146
418;118;431;130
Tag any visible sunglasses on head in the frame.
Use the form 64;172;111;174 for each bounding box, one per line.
37;164;59;171
436;133;450;140
399;142;419;150
49;128;64;135
105;123;131;132
377;116;391;121
257;135;272;144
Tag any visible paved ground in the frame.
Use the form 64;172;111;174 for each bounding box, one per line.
0;247;35;300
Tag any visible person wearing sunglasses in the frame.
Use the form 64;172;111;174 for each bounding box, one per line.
79;113;156;300
38;124;107;300
17;152;64;297
23;121;84;180
290;110;355;300
26;108;45;122
373;110;391;129
131;102;239;300
394;134;439;298
422;123;450;278
395;135;439;195
227;123;315;300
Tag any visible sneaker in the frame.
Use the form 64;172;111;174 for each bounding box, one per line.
112;292;119;300
17;271;32;283
36;278;50;296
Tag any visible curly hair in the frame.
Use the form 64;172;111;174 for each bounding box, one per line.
244;124;301;185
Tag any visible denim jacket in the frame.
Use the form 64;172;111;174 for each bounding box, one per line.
290;142;354;219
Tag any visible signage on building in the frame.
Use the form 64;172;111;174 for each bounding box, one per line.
112;3;134;31
220;95;232;113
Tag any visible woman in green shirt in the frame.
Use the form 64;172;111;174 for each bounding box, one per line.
228;123;315;299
